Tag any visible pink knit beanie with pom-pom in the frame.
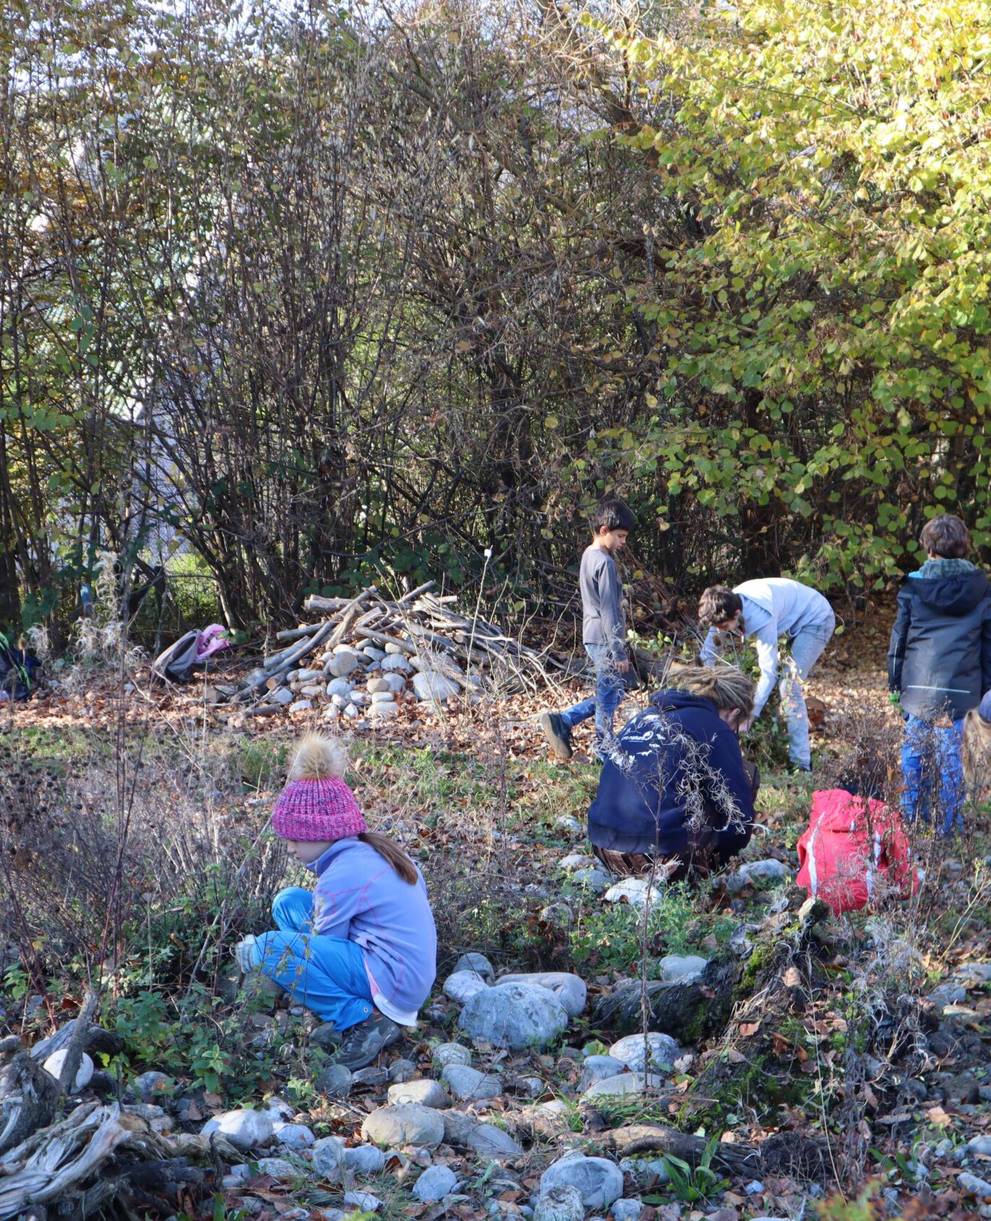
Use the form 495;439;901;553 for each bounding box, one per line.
271;735;367;842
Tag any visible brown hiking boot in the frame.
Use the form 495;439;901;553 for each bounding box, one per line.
538;712;573;761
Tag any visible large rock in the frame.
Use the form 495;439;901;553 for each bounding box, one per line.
953;962;991;987
458;982;569;1050
312;1134;346;1178
498;972;586;1018
603;878;661;908
369;700;399;720
381;654;413;674
726;858;789;894
455;952;495;981
539;1153;624;1210
255;1157;295;1180
441;1063;502;1102
558;853;596;872
609;1032;680;1072
413;1165;459;1202
658;954;709;983
361;1103;445;1149
413;671;460;703
578;1055;626;1092
442;970;490;1004
532;1185;585;1221
344;1143;386;1174
327;651;360;678
201;1108;274;1150
386;1078;450;1109
433;1041;472;1069
461;1122;523;1159
273;1122;315;1149
582;1071;666;1101
43;1049;94;1092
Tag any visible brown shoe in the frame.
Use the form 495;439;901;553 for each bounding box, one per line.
538;712;573;761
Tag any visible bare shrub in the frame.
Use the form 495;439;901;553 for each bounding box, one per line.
0;726;289;1019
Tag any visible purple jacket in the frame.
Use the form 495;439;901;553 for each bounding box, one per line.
310;838;436;1024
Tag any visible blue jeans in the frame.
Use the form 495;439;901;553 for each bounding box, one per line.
779;620;834;768
560;643;628;750
901;714;965;835
255;888;374;1030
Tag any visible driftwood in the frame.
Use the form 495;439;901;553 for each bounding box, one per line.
606;1122;761;1174
0;1046;60;1158
0;1101;238;1219
211;580;577;712
605;1122;828;1182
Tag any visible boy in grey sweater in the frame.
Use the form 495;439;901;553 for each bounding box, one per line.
539;498;637;761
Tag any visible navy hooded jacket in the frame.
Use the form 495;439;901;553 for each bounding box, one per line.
887;564;991;719
587;690;755;866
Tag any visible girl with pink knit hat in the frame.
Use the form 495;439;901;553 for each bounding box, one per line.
236;735;437;1069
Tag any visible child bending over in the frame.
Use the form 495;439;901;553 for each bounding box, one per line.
236;735;437;1069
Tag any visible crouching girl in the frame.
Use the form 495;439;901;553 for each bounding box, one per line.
236;735;437;1069
587;664;759;881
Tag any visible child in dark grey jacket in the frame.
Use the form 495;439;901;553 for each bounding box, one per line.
539;498;637;762
888;514;991;833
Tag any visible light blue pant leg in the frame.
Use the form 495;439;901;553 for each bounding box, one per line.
902;715;965;834
255;887;374;1030
780;619;834;768
901;715;928;823
560;644;627;750
938;719;966;835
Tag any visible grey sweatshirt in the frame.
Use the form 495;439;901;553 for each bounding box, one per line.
580;545;626;657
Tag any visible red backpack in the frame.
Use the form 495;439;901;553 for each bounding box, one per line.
796;789;920;913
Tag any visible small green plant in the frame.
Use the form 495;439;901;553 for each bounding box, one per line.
653;1134;728;1203
567;881;704;973
2;963;30;1002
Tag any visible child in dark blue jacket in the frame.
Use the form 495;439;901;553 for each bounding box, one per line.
888;514;991;834
587;663;758;880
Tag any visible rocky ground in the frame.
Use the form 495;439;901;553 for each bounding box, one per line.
1;607;991;1221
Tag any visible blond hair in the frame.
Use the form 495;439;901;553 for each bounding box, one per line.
666;661;755;719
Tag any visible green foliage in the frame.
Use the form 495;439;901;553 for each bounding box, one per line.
567;882;728;973
111;984;270;1097
572;0;991;590
650;1134;728;1203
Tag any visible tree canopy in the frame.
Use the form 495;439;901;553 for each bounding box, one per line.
2;0;989;635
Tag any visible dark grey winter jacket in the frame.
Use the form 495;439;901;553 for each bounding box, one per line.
887;566;991;719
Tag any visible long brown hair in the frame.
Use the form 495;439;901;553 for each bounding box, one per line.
359;831;418;885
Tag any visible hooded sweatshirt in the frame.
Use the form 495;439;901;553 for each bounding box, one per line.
309;838;437;1026
887;558;991;719
586;690;755;865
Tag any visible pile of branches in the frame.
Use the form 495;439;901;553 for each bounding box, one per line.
208;582;577;720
